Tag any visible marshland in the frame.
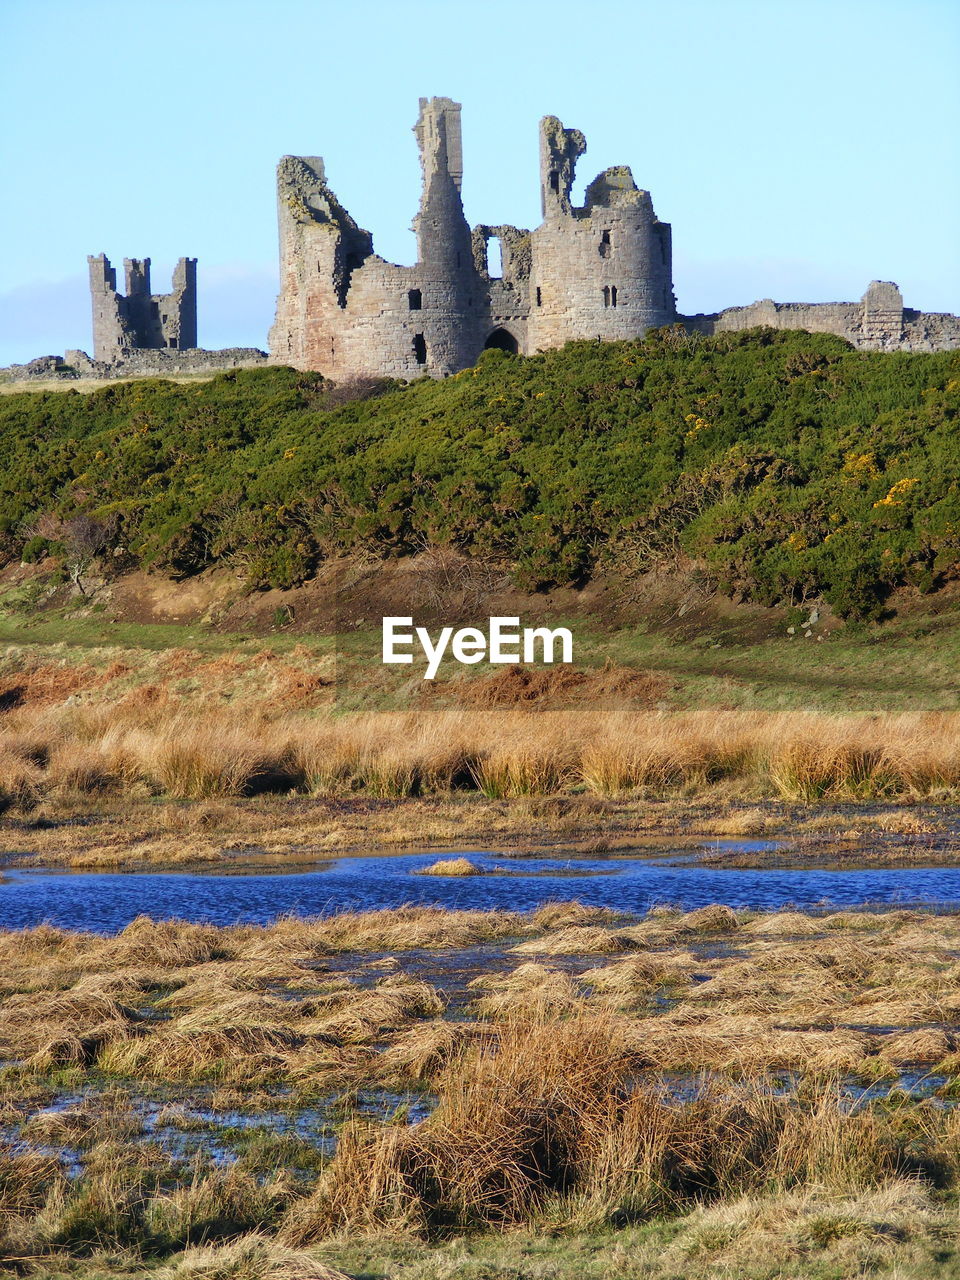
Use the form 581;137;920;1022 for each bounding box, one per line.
2;902;960;1279
4;623;960;1277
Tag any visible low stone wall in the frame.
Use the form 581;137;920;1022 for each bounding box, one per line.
681;283;960;352
1;347;269;383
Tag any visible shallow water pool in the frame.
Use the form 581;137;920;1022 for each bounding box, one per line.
3;848;960;932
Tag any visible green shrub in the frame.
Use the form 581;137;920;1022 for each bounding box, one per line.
0;332;957;618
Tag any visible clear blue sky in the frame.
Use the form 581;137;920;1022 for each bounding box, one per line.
1;0;958;364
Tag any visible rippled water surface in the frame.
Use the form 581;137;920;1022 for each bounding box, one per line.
3;847;960;933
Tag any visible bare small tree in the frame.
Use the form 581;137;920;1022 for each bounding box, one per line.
32;513;115;595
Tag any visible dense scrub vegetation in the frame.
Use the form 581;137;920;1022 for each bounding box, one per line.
1;327;957;619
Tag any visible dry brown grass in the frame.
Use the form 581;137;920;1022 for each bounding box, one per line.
413;856;483;877
5;700;960;812
283;1012;949;1241
156;1234;352;1279
2;905;959;1108
2;904;960;1270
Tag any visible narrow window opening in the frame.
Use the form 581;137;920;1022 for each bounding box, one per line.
602;286;610;308
413;333;427;364
408;288;422;310
611;286;618;308
535;286;542;307
486;238;503;279
599;230;611;258
549;171;559;193
161;313;168;323
168;338;177;348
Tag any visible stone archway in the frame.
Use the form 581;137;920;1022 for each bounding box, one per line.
484;327;519;354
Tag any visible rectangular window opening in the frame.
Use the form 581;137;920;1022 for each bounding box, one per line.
408;288;422;310
486;238;503;279
413;333;427;365
611;286;618;308
168;338;177;348
549;171;559;193
602;286;610;309
536;286;542;307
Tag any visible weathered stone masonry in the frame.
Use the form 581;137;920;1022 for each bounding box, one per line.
685;280;960;353
88;254;198;362
5;257;269;381
269;98;960;379
269;98;677;379
5;97;956;388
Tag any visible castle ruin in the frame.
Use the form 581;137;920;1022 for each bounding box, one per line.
269;98;960;379
3;257;267;382
269;98;676;380
3;97;957;387
88;255;198;361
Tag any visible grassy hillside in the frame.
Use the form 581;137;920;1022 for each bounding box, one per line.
0;328;957;620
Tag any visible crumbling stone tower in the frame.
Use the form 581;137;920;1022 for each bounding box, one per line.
527;118;675;349
270;98;485;379
269;99;676;379
88;254;197;362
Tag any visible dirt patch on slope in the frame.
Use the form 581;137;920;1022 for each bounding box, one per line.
453;663;671;709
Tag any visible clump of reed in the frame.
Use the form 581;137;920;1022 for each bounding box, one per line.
413;856;483;877
283;1012;954;1241
0;987;143;1069
156;1233;351;1280
5;701;960;805
510;925;642;956
467;962;583;1020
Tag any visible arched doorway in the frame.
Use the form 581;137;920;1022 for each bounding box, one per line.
484;327;519;354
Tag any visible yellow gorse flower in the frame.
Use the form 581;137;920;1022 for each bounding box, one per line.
873;478;919;508
843;451;878;479
684;414;711;439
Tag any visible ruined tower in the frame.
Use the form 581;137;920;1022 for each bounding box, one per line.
268;99;676;380
88;254;197;362
270;98;486;379
526;117;676;349
409;98;484;373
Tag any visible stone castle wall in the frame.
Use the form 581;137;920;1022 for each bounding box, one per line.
11;100;959;385
268;100;959;379
268;99;675;380
683;280;960;352
1;347;268;384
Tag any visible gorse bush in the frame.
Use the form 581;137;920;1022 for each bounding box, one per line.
1;327;958;618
